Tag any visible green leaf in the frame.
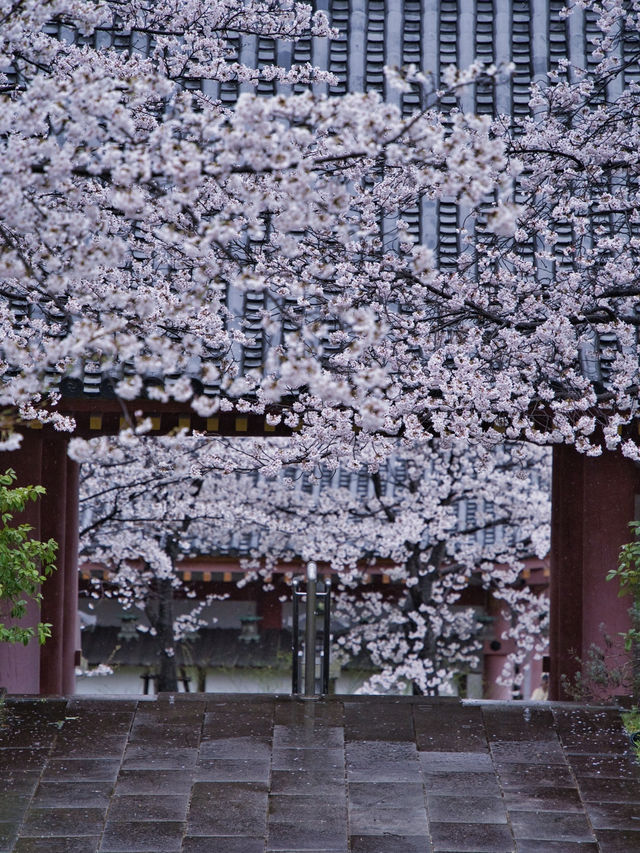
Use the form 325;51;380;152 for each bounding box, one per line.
0;470;58;647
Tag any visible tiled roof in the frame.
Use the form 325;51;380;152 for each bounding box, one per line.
35;2;623;401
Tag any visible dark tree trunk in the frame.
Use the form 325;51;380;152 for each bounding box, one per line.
156;577;178;693
404;540;446;696
144;572;179;694
197;665;207;693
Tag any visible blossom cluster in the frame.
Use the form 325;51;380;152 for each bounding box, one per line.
3;1;639;462
1;0;510;455
74;432;550;694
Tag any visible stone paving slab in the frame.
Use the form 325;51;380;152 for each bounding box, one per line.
1;695;639;852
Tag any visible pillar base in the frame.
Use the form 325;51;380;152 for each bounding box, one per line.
550;445;636;700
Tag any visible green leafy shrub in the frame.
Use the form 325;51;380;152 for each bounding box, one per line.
0;469;57;645
608;522;640;702
560;625;635;703
622;709;640;760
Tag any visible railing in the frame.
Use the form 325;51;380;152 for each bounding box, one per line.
291;562;332;696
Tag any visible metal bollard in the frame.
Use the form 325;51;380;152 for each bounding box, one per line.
291;565;332;697
304;562;317;696
291;578;301;694
322;578;331;695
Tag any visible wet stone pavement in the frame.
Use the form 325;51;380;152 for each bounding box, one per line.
0;694;639;853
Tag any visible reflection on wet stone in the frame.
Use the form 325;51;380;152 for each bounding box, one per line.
509;810;596;842
427;794;508;824
347;741;422;782
1;696;639;853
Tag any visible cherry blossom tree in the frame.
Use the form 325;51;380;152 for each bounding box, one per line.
239;439;551;695
257;0;640;467
252;0;640;464
458;0;640;460
2;1;640;468
73;431;550;695
72;431;269;692
73;428;363;691
0;0;512;462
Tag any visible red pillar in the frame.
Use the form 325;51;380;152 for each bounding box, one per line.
256;588;283;630
550;445;637;700
0;428;79;695
483;602;517;700
39;433;68;693
483;652;512;700
62;456;80;694
549;444;585;700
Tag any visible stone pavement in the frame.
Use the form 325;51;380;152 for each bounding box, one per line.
0;694;639;853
